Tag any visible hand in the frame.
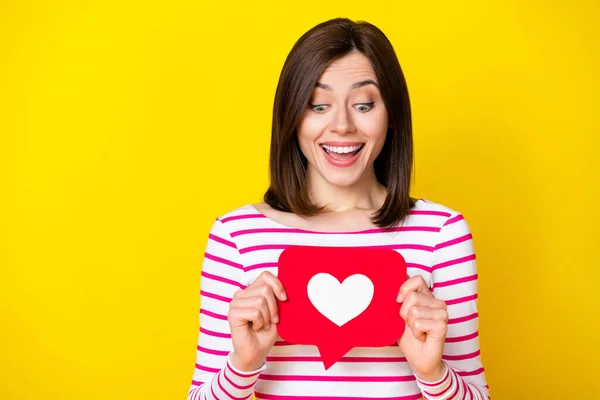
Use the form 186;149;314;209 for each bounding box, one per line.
397;274;448;381
228;271;287;371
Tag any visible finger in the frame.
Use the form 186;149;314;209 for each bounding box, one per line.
397;275;432;302
229;296;271;329
407;306;449;325
257;271;287;301
234;285;280;324
228;306;266;331
407;318;448;342
400;292;447;320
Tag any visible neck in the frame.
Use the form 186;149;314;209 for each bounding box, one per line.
306;166;387;212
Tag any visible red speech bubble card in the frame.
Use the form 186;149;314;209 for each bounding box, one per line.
276;245;407;370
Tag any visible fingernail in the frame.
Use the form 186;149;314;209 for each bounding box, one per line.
266;323;271;330
280;291;287;301
397;294;403;302
273;314;279;324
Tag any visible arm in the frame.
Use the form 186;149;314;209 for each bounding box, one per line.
186;218;265;400
415;213;490;399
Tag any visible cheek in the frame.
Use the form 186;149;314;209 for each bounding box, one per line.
298;115;325;139
372;134;387;160
356;117;388;145
297;115;324;150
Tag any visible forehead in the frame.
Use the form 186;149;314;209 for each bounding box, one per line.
318;51;377;88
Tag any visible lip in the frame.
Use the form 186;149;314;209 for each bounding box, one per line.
320;141;364;147
320;143;364;168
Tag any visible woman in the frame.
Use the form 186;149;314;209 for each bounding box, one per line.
187;17;489;400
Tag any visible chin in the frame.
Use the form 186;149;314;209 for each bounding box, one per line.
321;169;365;187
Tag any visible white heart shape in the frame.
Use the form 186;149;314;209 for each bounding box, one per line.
307;273;374;327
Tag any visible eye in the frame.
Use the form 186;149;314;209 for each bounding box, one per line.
308;103;329;114
355;102;375;113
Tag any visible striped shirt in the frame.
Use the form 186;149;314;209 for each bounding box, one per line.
187;198;490;400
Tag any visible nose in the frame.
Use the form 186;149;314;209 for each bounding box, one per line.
328;105;356;135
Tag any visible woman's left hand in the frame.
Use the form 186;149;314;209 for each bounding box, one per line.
397;274;448;382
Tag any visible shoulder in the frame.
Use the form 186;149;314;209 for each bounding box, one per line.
207;204;265;239
213;203;259;224
414;199;475;255
411;198;471;237
412;197;463;218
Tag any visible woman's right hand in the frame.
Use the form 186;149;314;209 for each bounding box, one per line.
227;271;287;371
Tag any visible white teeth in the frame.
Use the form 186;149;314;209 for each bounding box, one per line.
322;144;363;154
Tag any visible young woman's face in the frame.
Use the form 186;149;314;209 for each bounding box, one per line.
297;50;389;188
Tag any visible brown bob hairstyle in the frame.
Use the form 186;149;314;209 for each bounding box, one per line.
263;17;415;229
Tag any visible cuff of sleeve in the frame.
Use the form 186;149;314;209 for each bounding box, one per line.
226;351;267;377
208;352;265;399
415;361;452;397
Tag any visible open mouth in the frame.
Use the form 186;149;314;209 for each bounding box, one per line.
320;143;365;161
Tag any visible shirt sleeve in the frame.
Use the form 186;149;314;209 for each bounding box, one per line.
186;218;266;400
414;212;490;399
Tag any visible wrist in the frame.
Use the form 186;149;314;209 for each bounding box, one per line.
229;351;265;372
414;360;448;383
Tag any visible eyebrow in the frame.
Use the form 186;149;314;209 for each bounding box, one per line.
315;79;379;91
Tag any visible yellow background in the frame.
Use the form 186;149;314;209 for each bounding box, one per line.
1;1;598;399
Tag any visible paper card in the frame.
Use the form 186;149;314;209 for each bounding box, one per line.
276;245;407;369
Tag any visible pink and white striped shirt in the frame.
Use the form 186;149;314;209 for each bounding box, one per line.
187;198;490;400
